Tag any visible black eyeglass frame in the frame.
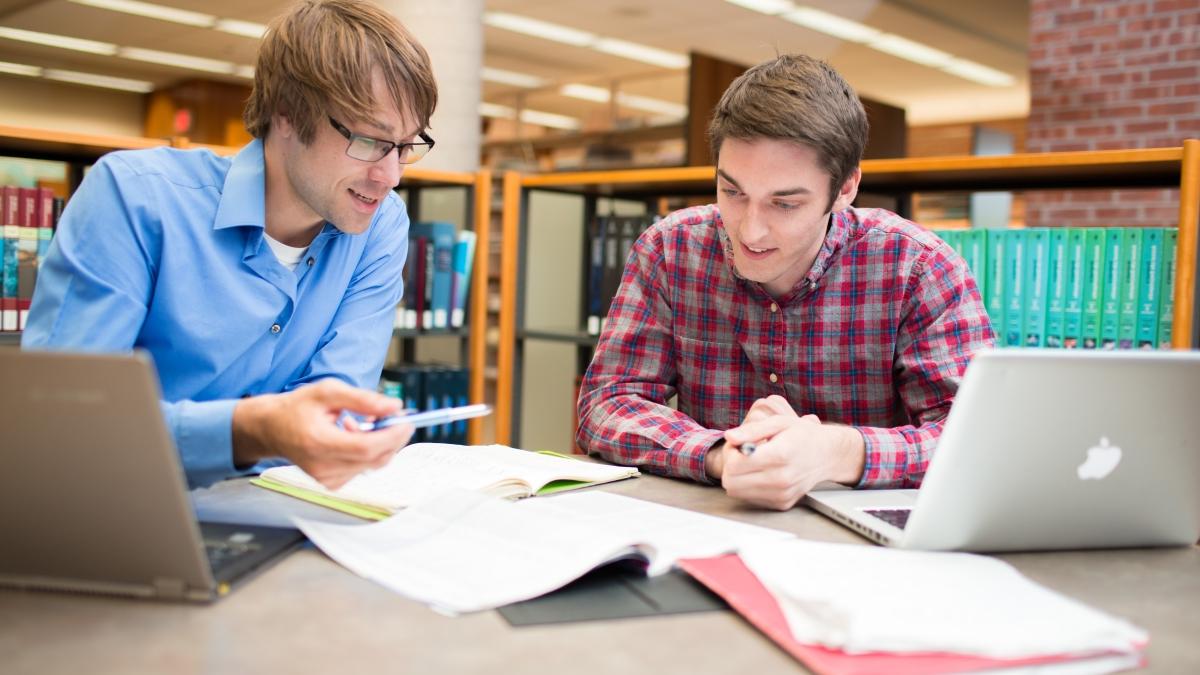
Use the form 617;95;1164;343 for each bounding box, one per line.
328;116;435;164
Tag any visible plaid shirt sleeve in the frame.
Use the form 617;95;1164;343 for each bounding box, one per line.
576;229;723;484
855;241;995;488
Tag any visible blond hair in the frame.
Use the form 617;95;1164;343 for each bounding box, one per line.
708;54;867;206
244;0;437;142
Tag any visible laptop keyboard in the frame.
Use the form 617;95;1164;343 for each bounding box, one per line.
863;508;912;530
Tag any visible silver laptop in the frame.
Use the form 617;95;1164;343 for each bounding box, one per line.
806;349;1200;552
0;350;304;602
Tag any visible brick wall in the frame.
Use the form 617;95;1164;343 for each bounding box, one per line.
1026;0;1199;227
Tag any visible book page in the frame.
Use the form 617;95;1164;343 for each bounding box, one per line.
261;443;636;511
295;490;793;614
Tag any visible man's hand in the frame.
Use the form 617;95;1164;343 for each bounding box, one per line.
711;397;866;510
704;395;796;479
232;379;414;489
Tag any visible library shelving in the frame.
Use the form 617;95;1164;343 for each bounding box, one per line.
496;140;1200;449
0;124;492;444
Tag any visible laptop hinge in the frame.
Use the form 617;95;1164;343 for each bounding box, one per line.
152;577;188;600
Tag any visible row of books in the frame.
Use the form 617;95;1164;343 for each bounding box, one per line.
380;364;471;444
584;214;659;335
940;227;1177;350
395;222;476;332
1;186;63;332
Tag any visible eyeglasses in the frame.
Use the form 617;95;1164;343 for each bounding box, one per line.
328;116;435;164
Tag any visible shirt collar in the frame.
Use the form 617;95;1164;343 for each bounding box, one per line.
714;206;854;294
213;139;267;231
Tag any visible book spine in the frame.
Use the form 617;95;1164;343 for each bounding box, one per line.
600;217;622;334
1003;229;1025;347
1117;228;1141;349
585;215;605;335
1157;228;1178;349
450;230;476;329
16;188;38;330
964;230;986;297
1135;228;1163;349
1045;228;1068;348
1080;228;1105;349
430;223;455;329
1022;229;1050;347
1062;228;1086;348
983;229;1005;341
1099;228;1124;350
1;186;17;332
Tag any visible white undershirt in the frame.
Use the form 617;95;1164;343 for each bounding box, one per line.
263;232;310;271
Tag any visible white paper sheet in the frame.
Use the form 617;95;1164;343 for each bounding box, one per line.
738;539;1147;659
296;490;792;614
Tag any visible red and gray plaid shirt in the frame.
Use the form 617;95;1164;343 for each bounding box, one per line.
576;204;994;487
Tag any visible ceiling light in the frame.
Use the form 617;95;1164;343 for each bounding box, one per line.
725;0;795;14
782;8;880;43
560;83;611;103
480;102;581;131
941;59;1016;87
517;109;581;130
214;18;267;39
0;26;117;55
592;38;689;70
44;68;154;93
560;84;687;118
233;64;255;79
483;12;594;47
0;60;42;77
68;0;214;27
118;47;236;74
482;67;546;88
479;102;515;118
617;92;687;118
871;34;952;67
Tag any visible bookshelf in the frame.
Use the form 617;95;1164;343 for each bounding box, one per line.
0;124;491;444
495;141;1200;448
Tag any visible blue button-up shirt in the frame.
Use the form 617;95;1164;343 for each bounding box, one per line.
23;140;409;487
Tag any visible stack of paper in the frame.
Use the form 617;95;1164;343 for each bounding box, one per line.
295;489;793;614
737;539;1146;659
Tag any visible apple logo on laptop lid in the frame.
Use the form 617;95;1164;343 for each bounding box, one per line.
1077;437;1122;480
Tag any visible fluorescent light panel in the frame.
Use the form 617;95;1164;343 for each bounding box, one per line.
44;68;154;92
482;67;546;88
479;102;581;130
118;46;236;74
484;11;688;70
0;60;41;77
724;1;1016;87
214;18;267;39
0;26;117;55
484;12;594;47
0;58;154;92
68;0;213;27
560;83;686;118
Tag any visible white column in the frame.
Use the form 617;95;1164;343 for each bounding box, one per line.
381;0;482;173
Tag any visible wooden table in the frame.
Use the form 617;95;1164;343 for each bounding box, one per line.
2;473;1196;674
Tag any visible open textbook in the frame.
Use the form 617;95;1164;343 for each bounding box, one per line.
253;443;639;520
294;489;794;614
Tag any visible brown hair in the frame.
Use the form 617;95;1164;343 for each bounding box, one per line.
708;54;867;205
244;0;437;143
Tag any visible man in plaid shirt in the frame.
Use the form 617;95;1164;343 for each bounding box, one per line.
576;54;994;510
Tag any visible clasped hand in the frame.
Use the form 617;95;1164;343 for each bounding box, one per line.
709;395;863;511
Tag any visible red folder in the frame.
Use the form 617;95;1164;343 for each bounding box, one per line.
678;554;1144;675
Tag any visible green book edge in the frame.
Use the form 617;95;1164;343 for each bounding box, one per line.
251;449;628;521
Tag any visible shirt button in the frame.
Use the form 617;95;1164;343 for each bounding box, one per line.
769;373;779;383
307;257;315;267
770;303;778;313
270;323;281;334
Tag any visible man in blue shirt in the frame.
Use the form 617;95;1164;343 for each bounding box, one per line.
23;0;438;490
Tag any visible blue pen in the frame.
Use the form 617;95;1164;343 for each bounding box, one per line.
739;442;757;457
341;403;492;432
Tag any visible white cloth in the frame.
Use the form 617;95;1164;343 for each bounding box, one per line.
263;232;309;271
